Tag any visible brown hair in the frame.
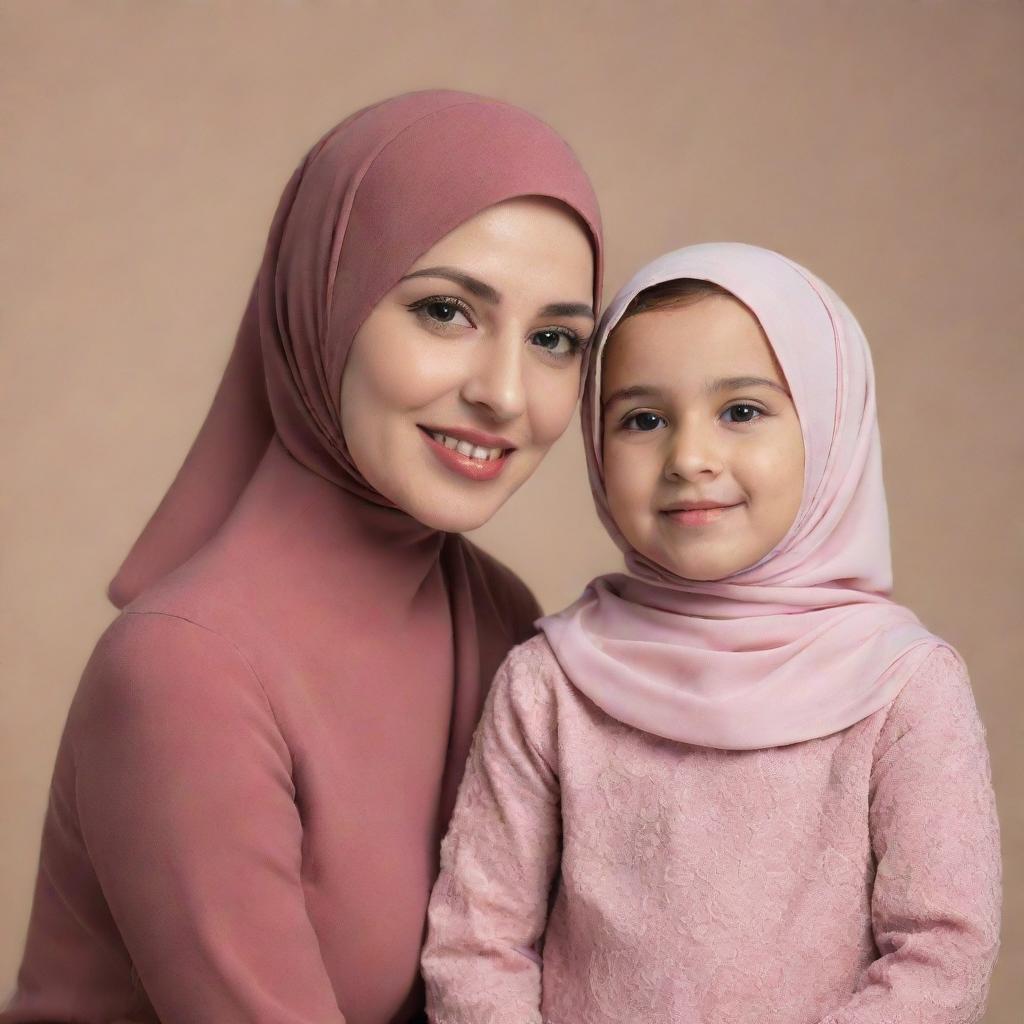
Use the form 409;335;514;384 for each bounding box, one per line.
618;278;734;322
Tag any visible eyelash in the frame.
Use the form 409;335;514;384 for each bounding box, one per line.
406;294;583;358
406;295;476;329
532;326;583;358
620;403;767;431
722;403;764;424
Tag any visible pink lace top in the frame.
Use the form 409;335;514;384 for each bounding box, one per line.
422;636;1001;1024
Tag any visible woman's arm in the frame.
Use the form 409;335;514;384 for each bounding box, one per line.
422;640;562;1024
5;611;347;1024
819;648;1001;1024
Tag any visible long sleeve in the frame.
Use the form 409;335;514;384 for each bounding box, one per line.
820;648;1001;1024
4;611;347;1024
422;642;561;1024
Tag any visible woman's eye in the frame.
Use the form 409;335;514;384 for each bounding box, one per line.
530;328;580;357
723;403;761;423
425;300;459;323
408;296;474;329
624;411;666;432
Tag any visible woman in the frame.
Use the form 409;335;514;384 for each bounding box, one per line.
3;90;602;1024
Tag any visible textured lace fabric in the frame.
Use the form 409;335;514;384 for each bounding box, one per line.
422;637;1001;1024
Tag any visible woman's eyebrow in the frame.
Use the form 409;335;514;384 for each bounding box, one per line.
401;268;593;320
708;375;789;395
401;266;500;304
538;301;595;320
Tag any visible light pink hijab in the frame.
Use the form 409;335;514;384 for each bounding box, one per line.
541;243;946;750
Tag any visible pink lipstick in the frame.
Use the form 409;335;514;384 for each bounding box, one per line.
419;426;515;482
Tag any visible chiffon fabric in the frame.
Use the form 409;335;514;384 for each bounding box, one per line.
541;243;944;750
4;91;602;1024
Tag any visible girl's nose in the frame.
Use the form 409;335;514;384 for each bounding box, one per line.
460;333;527;422
663;423;723;482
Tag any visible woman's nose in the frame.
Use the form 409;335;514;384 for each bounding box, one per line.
663;423;723;482
460;334;527;422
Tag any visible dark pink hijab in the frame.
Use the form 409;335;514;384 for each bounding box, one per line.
110;90;602;606
6;92;601;1024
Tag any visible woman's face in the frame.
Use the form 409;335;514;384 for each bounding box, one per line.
601;295;805;581
341;196;595;532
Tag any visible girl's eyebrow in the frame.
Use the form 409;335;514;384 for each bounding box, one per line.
603;384;662;408
603;376;789;409
709;375;789;395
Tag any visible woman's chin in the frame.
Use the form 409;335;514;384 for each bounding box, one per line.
402;456;539;533
409;495;505;534
371;449;544;533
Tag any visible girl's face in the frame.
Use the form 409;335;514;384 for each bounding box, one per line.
341;196;595;532
601;295;805;581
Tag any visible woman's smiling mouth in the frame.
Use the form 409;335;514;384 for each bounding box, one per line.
419;425;516;481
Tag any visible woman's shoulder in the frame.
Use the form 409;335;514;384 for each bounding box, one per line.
64;609;294;830
71;609;273;741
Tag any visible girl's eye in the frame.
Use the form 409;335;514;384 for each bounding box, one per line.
530;327;581;358
722;403;762;424
408;296;474;329
624;411;666;432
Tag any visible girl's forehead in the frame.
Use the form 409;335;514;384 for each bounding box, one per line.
601;297;784;392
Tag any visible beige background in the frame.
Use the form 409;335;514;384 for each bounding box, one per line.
2;0;1021;1017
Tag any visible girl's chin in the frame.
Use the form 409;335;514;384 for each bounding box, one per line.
655;545;744;583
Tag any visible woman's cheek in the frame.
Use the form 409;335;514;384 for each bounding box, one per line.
524;364;581;448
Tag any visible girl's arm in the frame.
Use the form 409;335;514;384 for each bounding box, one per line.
3;612;347;1024
819;647;1001;1024
422;640;561;1024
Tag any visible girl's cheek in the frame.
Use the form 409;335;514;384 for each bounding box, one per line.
742;430;805;533
604;447;651;517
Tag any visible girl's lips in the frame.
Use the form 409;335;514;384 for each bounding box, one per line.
662;503;742;527
420;428;512;482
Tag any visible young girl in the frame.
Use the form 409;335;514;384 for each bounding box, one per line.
420;243;1001;1023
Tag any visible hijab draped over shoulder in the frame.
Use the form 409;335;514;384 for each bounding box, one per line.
541;243;944;750
108;85;602;832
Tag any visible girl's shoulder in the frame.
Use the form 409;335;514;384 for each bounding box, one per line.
481;635;572;765
499;633;570;690
487;632;597;734
873;642;986;760
488;634;571;716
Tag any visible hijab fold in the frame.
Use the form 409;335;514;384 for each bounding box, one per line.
541;243;944;750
